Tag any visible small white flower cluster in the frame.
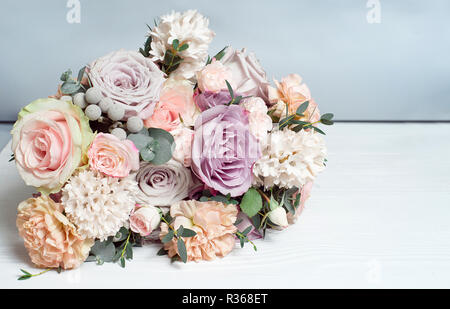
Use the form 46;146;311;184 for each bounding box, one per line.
149;10;215;81
253;129;327;189
61;170;139;241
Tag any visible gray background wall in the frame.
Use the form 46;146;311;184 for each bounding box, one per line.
0;0;449;121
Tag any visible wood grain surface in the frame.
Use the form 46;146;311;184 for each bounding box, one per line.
0;123;449;288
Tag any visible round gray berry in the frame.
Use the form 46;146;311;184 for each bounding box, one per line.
111;128;127;140
98;97;113;113
85;87;103;104
126;116;144;133
85;104;102;121
107;104;125;121
72;93;88;109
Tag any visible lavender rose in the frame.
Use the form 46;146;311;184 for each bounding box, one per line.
194;89;233;112
87;49;165;120
191;105;260;197
134;160;193;210
220;47;270;103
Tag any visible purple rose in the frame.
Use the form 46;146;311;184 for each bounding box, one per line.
194;90;233;111
191;105;260;197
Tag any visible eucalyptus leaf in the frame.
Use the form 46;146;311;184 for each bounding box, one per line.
296;101;309;115
77;66;86;83
140;147;156;162
60;81;81;94
321;113;334;121
162;229;174;243
225;80;234;98
240;188;263;218
312;126;326;135
157;248;168;256
181;228;197;238
148;137;173;165
178;43;189;52
127;134;153;151
172;39;180;50
177;238;188;263
242;226;252;236
90;240;116;263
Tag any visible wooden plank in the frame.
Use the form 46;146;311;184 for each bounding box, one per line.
1;123;449;288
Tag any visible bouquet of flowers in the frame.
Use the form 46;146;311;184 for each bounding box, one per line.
11;10;333;279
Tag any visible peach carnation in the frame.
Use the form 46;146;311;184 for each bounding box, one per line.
16;195;93;269
160;200;238;262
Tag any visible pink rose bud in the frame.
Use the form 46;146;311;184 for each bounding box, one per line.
129;205;161;237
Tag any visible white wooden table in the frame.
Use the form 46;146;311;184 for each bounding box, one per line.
1;123;449;289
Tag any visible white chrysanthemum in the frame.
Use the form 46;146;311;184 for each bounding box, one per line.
61;170;138;241
149;10;215;81
253;129;327;189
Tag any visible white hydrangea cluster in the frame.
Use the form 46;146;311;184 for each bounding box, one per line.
253;129;327;189
149;10;215;81
61;170;139;241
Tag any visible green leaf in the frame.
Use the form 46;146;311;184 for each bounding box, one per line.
172;39;180;51
140;147;156;162
239;237;245;248
60;81;81;94
157;248;168;256
60;69;72;82
90;240;116;263
213;46;228;61
125;243;133;260
321;113;334;121
296;101;309;115
148;138;172;165
269;194;280;211
177;225;184;238
162;229;174;243
320;119;334;126
18;275;31;280
178;43;189;52
120;257;125;268
114;227;130;242
279;115;295;129
182;228;197;238
77;66;86;83
312;126;326;135
127;134;153;151
20;269;31;276
177;238;188;263
240;188;263;217
225;80;234;99
242;226;252;236
148;128;174;144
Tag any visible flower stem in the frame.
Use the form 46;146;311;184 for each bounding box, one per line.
120;232;131;259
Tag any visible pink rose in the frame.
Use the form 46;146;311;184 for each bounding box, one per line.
288;181;313;224
160;200;238;262
129;204;161;236
87;49;165;120
197;59;234;93
144;79;199;131
171;127;194;167
11;98;93;194
16;195;93;269
88;133;139;178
